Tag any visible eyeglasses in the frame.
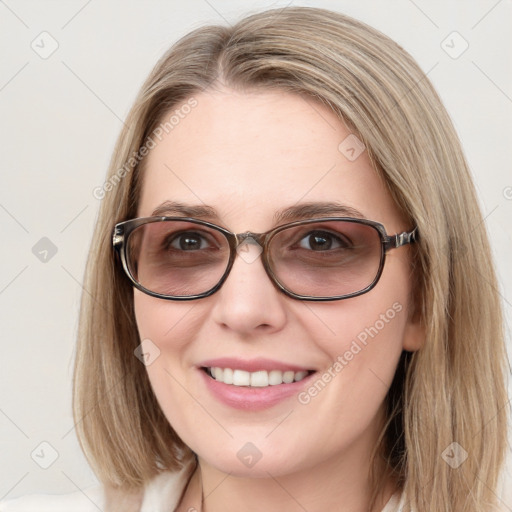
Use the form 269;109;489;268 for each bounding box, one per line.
112;216;417;301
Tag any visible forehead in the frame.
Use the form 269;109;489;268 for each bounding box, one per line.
137;88;401;231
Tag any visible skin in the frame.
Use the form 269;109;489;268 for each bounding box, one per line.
134;86;424;512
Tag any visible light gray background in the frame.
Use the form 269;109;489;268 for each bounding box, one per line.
1;0;511;505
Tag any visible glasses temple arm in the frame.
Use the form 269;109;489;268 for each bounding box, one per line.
383;227;418;251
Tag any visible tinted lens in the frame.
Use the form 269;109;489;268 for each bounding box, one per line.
268;220;383;298
126;220;230;297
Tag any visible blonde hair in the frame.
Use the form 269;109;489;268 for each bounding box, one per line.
73;7;509;511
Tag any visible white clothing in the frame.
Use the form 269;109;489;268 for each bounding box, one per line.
0;467;405;511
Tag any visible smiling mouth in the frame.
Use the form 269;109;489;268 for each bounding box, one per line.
202;367;316;387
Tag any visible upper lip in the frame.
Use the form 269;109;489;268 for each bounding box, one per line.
199;357;314;373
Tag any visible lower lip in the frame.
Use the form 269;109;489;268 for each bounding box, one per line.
199;369;315;410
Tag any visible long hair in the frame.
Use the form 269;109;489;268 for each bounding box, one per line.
73;7;509;511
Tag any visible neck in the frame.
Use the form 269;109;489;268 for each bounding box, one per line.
200;457;395;512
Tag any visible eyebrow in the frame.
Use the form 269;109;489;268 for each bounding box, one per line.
151;201;217;218
150;200;367;224
273;202;366;224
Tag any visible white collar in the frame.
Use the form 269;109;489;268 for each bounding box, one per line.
142;463;405;512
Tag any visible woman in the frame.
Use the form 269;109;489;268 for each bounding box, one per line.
1;6;508;512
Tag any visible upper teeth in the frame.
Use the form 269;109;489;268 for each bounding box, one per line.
207;367;310;387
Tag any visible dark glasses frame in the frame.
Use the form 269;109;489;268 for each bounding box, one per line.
112;216;418;301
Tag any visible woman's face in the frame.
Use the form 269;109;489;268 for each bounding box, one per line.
134;87;423;478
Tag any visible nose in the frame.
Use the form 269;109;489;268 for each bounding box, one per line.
210;241;288;335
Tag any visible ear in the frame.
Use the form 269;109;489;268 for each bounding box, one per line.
402;253;425;351
402;309;425;352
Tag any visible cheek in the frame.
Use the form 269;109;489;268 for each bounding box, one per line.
289;300;407;463
134;290;200;349
299;297;407;402
296;253;411;402
133;290;209;432
134;291;190;394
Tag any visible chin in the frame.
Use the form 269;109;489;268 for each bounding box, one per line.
209;457;300;479
194;438;310;479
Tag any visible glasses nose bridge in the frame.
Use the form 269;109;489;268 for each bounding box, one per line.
234;231;267;249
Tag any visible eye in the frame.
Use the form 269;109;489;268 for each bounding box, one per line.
298;230;349;251
168;231;211;251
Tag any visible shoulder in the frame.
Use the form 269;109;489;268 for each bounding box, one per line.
140;462;195;511
0;463;194;512
382;490;405;512
0;485;104;512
